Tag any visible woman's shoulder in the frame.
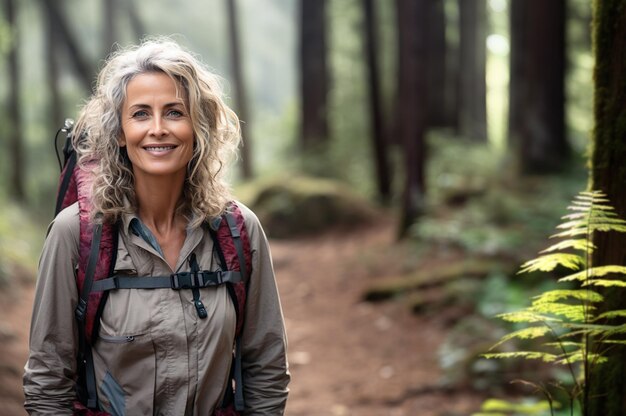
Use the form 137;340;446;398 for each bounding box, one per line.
46;202;80;246
231;200;265;239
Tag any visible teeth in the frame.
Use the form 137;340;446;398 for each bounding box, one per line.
145;146;175;151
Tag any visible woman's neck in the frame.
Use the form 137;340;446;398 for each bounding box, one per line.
134;172;186;234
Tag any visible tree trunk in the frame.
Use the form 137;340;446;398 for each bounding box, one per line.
4;0;25;201
226;0;253;179
40;0;94;93
299;0;329;152
586;1;626;415
44;0;63;131
425;0;451;127
457;0;487;141
508;0;568;174
395;0;428;238
362;0;391;203
102;0;116;58
126;0;146;42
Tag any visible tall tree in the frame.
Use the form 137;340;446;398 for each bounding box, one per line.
40;0;94;92
299;0;329;152
362;0;391;202
226;0;253;179
457;0;487;141
126;0;146;42
586;1;626;414
508;0;568;173
395;0;428;238
4;0;25;201
425;0;451;127
102;0;116;58
44;0;63;130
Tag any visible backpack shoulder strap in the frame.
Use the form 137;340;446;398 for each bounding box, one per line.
74;161;117;343
212;201;252;413
214;201;252;336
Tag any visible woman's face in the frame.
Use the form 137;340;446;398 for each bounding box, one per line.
119;72;194;181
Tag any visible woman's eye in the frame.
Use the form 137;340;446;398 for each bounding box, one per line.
132;110;149;118
167;109;184;117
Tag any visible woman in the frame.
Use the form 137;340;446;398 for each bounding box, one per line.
24;39;290;415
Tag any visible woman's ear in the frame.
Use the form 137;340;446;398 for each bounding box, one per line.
118;134;126;147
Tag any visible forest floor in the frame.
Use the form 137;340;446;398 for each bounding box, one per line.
0;218;486;416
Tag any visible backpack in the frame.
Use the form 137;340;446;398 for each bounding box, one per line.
54;120;251;415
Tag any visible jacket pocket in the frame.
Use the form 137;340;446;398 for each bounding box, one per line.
99;334;138;344
94;332;155;415
100;371;126;416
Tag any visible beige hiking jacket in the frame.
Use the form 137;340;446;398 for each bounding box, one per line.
23;202;289;415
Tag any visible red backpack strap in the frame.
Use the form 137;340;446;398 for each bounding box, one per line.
72;162;116;414
213;202;252;414
73;161;117;343
214;202;252;335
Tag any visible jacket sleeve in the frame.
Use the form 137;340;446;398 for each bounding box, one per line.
239;204;290;415
23;203;80;415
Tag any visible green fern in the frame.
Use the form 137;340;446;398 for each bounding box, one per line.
480;191;626;415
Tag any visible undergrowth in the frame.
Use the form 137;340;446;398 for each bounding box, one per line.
0;199;43;286
473;191;626;416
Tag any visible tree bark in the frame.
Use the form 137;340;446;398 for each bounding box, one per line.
4;0;25;201
102;0;116;58
587;1;626;415
425;0;451;127
457;0;487;141
362;0;391;202
44;0;63;131
226;0;253;179
126;0;146;42
40;0;94;93
395;0;428;238
508;0;568;174
299;0;329;152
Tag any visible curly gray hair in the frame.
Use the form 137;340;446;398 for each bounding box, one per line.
73;38;241;227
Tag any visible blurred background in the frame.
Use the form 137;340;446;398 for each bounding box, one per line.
0;0;599;415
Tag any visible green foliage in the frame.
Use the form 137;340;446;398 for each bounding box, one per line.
0;198;43;286
472;398;558;416
481;191;626;414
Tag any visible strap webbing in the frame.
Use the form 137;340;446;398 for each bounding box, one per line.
224;211;247;412
225;212;248;282
90;271;243;292
75;222;103;410
55;152;76;215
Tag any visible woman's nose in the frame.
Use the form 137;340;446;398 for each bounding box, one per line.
149;116;169;137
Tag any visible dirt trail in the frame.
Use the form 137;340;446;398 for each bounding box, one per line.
0;220;481;416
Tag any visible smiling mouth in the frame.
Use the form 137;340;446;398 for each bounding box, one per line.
143;145;177;152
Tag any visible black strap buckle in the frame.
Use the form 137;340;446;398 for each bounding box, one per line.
171;271;200;290
75;299;88;322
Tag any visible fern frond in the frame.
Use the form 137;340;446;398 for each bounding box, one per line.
540;238;595;254
555;351;607;366
557;217;626;230
483;351;558;362
583;279;626;288
563;322;626;337
497;311;561;323
518;253;584;274
597;340;626;345
558;265;626;282
543;341;583;350
589;223;626;233
530;302;589;322
531;289;603;304
593;310;626;321
490;326;553;350
477;398;555;414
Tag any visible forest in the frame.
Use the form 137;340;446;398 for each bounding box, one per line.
1;0;626;415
